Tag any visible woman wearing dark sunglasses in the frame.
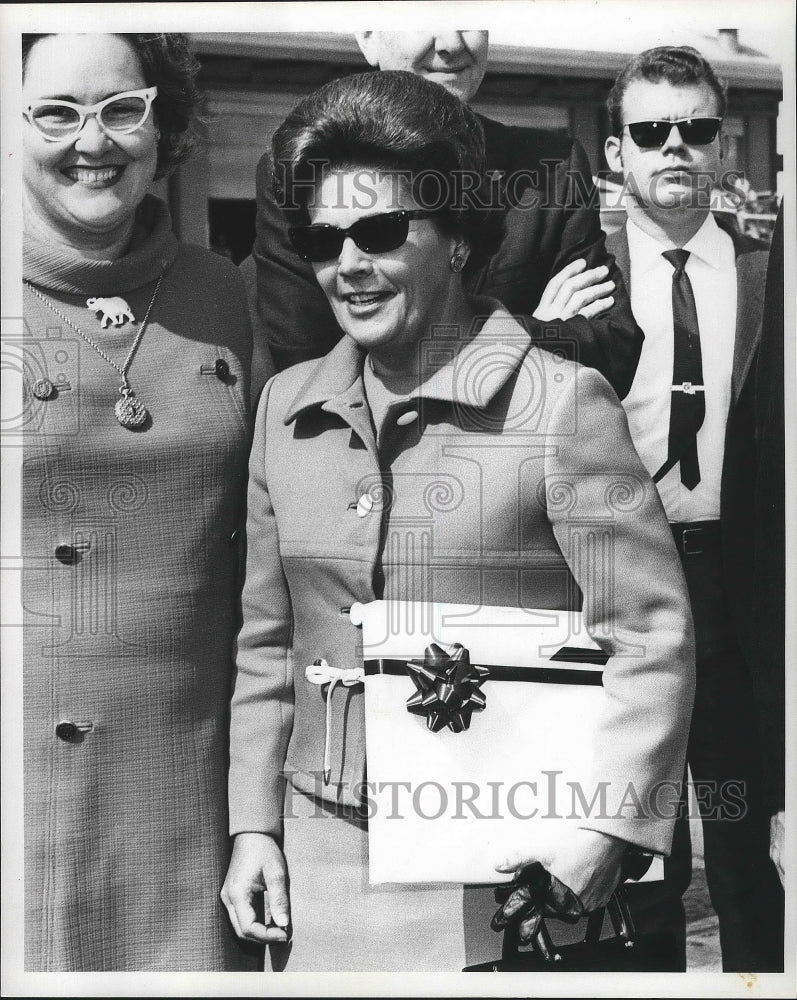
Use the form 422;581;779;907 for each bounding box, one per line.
21;33;257;971
223;70;694;971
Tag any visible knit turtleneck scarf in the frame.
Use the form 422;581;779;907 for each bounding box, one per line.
23;195;180;296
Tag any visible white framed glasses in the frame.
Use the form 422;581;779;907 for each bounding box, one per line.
23;86;158;142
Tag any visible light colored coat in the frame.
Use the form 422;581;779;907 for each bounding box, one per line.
230;303;696;858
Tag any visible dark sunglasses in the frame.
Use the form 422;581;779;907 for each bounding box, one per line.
624;117;722;149
289;210;436;263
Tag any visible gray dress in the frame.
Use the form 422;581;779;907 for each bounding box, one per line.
22;197;259;971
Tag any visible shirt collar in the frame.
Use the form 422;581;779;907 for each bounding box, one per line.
284;298;531;425
626;211;735;276
683;212;735;270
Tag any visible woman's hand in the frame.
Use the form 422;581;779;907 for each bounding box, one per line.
532;259;615;322
770;810;785;887
495;828;627;917
221;832;290;944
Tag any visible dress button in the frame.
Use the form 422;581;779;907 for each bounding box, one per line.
396;409;419;426
214;358;230;380
55;721;78;742
356;493;375;518
55;544;77;565
32;378;55;400
55;720;93;742
229;528;240;545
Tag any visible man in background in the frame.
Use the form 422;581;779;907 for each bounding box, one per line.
604;44;784;971
242;30;642;398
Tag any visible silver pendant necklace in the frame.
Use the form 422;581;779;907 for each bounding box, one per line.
24;275;164;429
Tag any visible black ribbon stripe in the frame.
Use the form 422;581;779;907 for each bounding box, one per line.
549;646;610;666
364;657;604;687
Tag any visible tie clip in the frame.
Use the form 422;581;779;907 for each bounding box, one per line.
672;382;704;395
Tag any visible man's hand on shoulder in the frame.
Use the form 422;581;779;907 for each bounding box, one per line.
533;259;615;322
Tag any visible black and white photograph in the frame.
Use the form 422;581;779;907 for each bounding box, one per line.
1;1;794;995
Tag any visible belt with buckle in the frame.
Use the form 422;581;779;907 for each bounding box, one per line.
670;520;721;556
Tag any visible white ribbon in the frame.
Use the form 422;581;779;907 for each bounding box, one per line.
304;660;365;784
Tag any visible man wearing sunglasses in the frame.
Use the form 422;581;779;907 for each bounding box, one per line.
242;31;643;397
603;46;784;972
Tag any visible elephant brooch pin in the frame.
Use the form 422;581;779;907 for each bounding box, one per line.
86;296;135;328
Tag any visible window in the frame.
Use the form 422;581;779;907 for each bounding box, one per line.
208;199;256;264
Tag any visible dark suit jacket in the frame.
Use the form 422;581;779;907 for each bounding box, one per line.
751;205;785;812
608;215;783;812
245;114;643;398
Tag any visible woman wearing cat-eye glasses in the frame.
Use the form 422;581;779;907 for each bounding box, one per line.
222;70;695;972
21;33;257;971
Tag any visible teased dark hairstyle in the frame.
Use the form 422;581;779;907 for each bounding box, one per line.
607;46;727;137
272;70;505;273
22;33;202;178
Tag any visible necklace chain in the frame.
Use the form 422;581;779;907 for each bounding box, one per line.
24;275;165;428
24;275;163;391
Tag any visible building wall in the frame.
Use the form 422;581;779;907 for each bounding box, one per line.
168;44;782;258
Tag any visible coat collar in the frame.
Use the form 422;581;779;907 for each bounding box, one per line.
282;334;363;426
283;298;532;425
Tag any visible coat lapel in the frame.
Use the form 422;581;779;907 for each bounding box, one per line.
606;227;631;292
608;218;765;404
728;240;766;405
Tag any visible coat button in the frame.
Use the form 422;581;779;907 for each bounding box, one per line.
32;378;55;400
55;720;93;742
55;544;77;565
214;358;230;380
396;409;419;426
55;721;78;742
356;493;375;517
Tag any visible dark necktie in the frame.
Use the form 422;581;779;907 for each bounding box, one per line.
655;249;705;490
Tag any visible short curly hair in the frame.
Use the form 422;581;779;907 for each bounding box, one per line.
607;46;727;137
272;70;505;273
22;33;202;178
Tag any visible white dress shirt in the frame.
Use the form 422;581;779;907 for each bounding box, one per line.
622;213;737;522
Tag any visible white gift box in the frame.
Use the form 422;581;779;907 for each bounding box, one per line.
350;600;663;886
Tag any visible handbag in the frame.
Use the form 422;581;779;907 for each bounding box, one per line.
463;884;680;972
